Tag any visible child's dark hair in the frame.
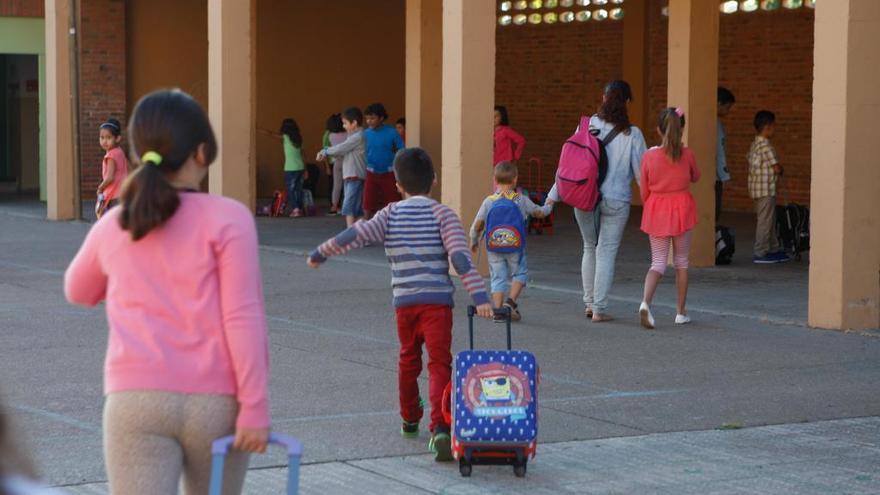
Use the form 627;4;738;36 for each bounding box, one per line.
718;87;736;106
280;118;303;147
494;161;518;185
754;110;776;132
99;117;122;137
396;117;406;126
364;103;388;121
120;89;217;241
342;107;363;127
494;105;510;126
658;107;686;162
598;80;633;135
393;148;434;195
326;113;344;133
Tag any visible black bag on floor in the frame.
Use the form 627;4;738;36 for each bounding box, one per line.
775;203;810;260
715;225;735;265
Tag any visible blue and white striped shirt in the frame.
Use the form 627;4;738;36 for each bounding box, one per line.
310;196;490;308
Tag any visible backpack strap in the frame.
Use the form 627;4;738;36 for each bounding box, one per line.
602;126;625;147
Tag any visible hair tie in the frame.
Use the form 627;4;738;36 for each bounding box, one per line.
674;107;684;118
141;151;163;165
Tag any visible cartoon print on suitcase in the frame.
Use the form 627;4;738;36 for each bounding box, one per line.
453;350;538;445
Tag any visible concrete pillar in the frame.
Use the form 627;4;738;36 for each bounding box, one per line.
45;0;77;220
622;0;649;206
441;0;494;228
622;0;649;131
208;0;256;210
808;1;880;330
666;0;718;267
405;0;443;198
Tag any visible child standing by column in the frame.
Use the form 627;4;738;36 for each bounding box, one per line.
638;108;700;329
322;113;347;216
363;103;405;219
317;107;367;227
95;118;129;219
65;90;270;494
748;110;789;264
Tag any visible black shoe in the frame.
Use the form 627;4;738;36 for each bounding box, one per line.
401;420;419;438
493;313;507;324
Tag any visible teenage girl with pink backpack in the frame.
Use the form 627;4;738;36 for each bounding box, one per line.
549;80;647;323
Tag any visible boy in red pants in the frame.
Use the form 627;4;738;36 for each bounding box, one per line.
308;148;492;461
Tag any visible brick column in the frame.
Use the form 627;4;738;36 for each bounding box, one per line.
45;0;76;220
808;0;880;330
208;0;256;210
666;0;719;267
405;0;443;198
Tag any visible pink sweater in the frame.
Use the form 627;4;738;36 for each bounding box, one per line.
64;193;270;428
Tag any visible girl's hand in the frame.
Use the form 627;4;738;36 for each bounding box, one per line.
233;427;269;454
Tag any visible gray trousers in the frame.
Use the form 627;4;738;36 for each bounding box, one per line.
753;196;780;257
104;391;249;495
573;199;631;313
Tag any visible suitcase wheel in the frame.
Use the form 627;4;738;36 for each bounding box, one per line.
459;459;473;477
514;460;527;478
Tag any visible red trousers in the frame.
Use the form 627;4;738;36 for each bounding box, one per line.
395;304;453;432
364;170;401;213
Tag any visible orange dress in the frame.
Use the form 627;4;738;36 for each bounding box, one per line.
639;146;700;237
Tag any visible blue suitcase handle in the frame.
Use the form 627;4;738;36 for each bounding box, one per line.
468;305;512;350
209;433;303;495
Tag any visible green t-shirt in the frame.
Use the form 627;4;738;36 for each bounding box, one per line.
283;134;305;172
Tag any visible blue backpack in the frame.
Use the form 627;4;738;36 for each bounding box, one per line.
485;193;526;254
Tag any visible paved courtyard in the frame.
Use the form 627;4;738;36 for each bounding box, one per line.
1;197;878;493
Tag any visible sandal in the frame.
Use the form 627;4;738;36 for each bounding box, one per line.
585;307;593;319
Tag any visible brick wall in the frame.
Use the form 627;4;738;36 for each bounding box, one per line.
0;0;42;17
647;0;814;211
496;4;815;211
78;0;127;199
496;21;624;192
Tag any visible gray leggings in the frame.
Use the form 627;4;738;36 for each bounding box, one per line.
103;391;249;495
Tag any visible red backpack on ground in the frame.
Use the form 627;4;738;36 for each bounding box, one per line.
554;115;620;211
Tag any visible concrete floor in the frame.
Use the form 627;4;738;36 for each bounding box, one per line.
1;197;878;494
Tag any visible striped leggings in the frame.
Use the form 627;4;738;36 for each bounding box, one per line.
649;231;692;275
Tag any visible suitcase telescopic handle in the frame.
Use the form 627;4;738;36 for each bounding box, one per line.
468;305;512;351
209;433;303;495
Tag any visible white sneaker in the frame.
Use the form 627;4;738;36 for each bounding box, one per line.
674;314;691;325
639;302;655;329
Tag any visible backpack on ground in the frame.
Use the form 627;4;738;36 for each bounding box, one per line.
554;115;622;211
775;203;810;260
270;190;286;217
485;193;526;254
715;225;735;265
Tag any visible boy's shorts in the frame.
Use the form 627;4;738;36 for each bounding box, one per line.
487;251;528;294
364;170;401;212
341;179;364;217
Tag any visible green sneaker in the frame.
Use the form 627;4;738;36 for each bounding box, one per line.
428;429;453;462
401;420;420;439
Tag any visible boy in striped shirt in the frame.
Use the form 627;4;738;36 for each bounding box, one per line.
308;148;492;461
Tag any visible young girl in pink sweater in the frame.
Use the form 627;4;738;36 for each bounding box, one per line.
638;107;701;329
64;90;270;494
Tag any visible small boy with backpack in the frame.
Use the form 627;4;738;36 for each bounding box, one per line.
470;161;554;323
747;110;790;264
307;148;493;462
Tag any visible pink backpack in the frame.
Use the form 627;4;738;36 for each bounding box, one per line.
555;116;620;211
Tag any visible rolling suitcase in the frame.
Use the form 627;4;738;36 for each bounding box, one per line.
209;433;304;495
452;306;538;478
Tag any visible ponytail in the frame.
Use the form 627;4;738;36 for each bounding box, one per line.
118;89;217;241
118;158;180;241
658;107;686;162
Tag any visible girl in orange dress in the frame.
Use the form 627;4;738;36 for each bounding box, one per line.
638;107;700;329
